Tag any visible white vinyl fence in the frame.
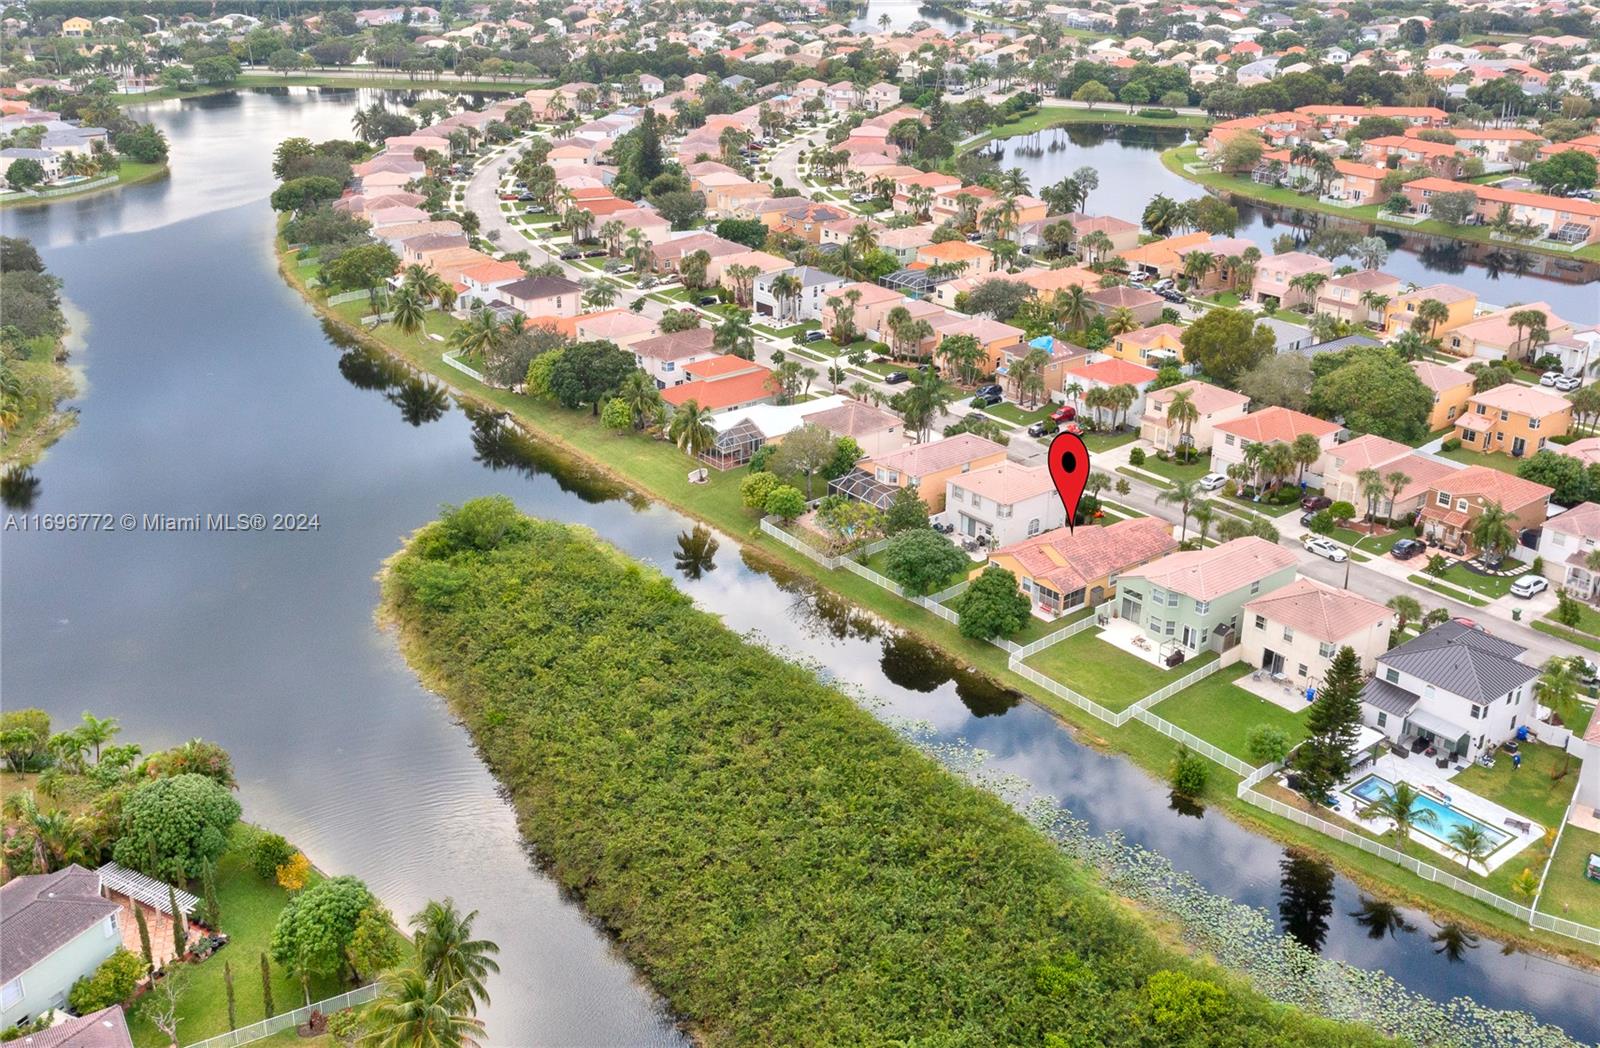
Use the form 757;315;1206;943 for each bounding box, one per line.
183;984;380;1048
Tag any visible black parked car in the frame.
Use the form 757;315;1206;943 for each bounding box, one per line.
559;249;582;260
698;295;720;306
803;330;827;342
884;370;909;384
974;383;1003;399
1390;538;1425;560
970;391;1002;407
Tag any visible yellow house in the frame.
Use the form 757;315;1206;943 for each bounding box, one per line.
985;516;1177;617
1409;360;1475;432
62;15;92;36
840;433;1008;513
1109;323;1184;366
1380;283;1477;338
1454;382;1572;458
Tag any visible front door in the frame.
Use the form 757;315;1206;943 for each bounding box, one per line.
1182;625;1198;650
1512;436;1527;457
1121;595;1141;620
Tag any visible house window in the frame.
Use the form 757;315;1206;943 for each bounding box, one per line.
1167;591;1179;607
972;496;983;510
1027;518;1040;536
1470;704;1482;719
1283;626;1294;641
952;489;964;502
1376;711;1388;728
1254;614;1266;629
663;361;675;372
1194;600;1210;614
1384;667;1400;684
103;915;116;937
1462;430;1476;443
1298;664;1308;677
1150;617;1163;635
1165;620;1176;636
1318;641;1335;657
1;977;22;1009
997;504;1013;518
1151;588;1166;606
1456;499;1468;512
1475;403;1486;414
1250;581;1260;594
1436;491;1451;507
1225;434;1236;446
1530;417;1540;430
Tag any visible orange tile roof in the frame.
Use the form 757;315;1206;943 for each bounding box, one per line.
662;367;775;411
1409;360;1474;393
684;354;762;379
1213;406;1339;443
1466;380;1572;418
1146;380;1249;416
1126;536;1297;601
1244;578;1392;643
1428;465;1552;512
993;516;1177;594
1065;358;1159;387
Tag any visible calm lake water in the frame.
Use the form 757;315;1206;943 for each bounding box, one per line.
3;88;1598;1044
990;124;1600;323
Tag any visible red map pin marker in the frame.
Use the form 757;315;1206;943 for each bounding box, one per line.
1047;431;1090;534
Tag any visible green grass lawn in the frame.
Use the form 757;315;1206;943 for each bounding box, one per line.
1152;665;1310;760
1435;444;1528;474
1407;574;1492;607
1130;454;1209;486
1430;560;1526;599
1533;619;1600;653
1007;605;1095;645
1537;826;1600;928
1542;600;1600;638
980;400;1053;426
125;826;398;1047
1451;742;1581;829
1082;430;1138;453
1355;525;1412;557
1024;629;1219;711
1227;491;1308;518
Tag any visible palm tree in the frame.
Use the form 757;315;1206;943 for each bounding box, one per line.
1287;272;1328;312
1192;500;1215;545
768;272;801;323
1507;308;1549;362
584;281;618;310
389;286;427;335
1063;380;1085;414
1052;285;1091;334
713;311;755;360
1142;193;1182;236
899;369;955;442
76;713;119;763
618;371;662;430
1358;290;1390;328
1079;230;1114;265
1468;500;1516;565
1386;595;1421;633
1357;780;1439;850
668;400;717;459
1415;298;1450;340
449;309;500;359
846;222;879;257
411;900;501;1013
1181;250;1216;290
1158;480;1199;539
1260;441;1297;494
1356;467;1385;523
1538;657;1583;779
1104;307;1139;336
1448;823;1492;875
363;966;486;1048
1290;433;1322;488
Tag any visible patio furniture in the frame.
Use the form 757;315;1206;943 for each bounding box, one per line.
1504;817;1532;835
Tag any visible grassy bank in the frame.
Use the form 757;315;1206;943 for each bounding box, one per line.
1160;144;1600;265
275;238;1599;964
120;73;549;103
963;104;1209;151
0;162;167;209
0;333;76;469
381;501;1387;1046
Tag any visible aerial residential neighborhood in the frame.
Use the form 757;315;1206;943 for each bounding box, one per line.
3;0;1600;1045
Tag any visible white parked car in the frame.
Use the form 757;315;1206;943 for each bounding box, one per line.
1555;375;1581;392
1510;574;1549;599
1198;472;1227;491
1303;536;1348;562
1540;370;1561;386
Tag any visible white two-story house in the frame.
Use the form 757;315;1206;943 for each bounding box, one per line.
943;463;1064;547
1538;501;1600;599
1360;621;1540;762
1;866;122;1029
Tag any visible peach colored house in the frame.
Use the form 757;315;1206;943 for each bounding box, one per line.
1109;323;1184;367
1442;302;1574;362
1316;270;1403;326
823;281;905;341
1243;578;1394;680
1140;380;1250;453
1381;284;1477;338
1454;382;1572;458
1210;406;1341;484
1251;251;1334;310
842;434;1009;512
1410;361;1475;432
1417;466;1553;551
915;240;995;275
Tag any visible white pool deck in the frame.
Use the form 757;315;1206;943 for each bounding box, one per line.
1236;669;1317;713
1098;616;1180;669
1329;752;1542;874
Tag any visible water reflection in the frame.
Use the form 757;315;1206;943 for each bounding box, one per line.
0;466;42;509
1279;850;1336;954
673;525;719;580
993;126;1600;321
1431;921;1482;963
388;377;450;427
1350;895;1417;940
1167;791;1205;819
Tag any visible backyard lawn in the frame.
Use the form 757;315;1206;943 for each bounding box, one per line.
1537;826;1600;928
1451;741;1581;829
1082;430;1138;453
1006;606;1094;645
1436;445;1524;475
1152;665;1311;761
863;549;973;595
1024;629;1218;711
125;825;398;1048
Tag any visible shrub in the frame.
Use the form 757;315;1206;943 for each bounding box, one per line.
68;949;146;1013
250;831;296;880
112;774;241;882
326;1009;362;1038
739;471;780;511
954;567;1031;640
1169;746;1209;797
1425;554;1449;577
271;876;377;979
1136;108;1180;119
1128;447;1146;466
882;528;968;595
1441;437;1461;453
763;485;806;523
276;852;311;892
1554;587;1584;628
1246;725;1291;765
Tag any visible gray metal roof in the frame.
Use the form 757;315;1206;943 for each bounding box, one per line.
1377;621;1539;703
0;865;121;983
1360;676;1419;716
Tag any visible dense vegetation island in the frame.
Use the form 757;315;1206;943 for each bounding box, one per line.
380;497;1394;1047
0;713;497;1047
0;236;75;468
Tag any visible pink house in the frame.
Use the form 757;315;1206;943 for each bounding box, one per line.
1251;251;1334;310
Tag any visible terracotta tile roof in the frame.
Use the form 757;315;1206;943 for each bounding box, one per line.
1327;433;1412;474
1409;360;1474;393
1146;380;1249;416
1119;323;1184;345
993;516;1177;594
1065;358;1159;387
801;399;902;437
1555;436;1600;467
1455;303;1570;350
1466;380;1571;418
1429;465;1553;512
1245;577;1391;643
662;367;775;411
1125;536;1297;601
867;433;1006;477
1392;283;1475;307
684;354;761;379
1327;269;1401;292
575;309;657;341
633;327;716;361
1087;285;1162;309
1545;501;1600;541
951;462;1054;504
1213;406;1339;443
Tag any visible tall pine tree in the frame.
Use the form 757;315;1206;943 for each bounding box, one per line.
260;952;275;1019
224;960;237;1031
201;859;221;928
1295;645;1365;799
134;903;154;970
168;884;186;960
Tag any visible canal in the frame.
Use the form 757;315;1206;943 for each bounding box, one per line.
989;123;1600;323
3;88;1597;1044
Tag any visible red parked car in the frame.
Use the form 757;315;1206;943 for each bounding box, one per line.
1050;404;1077;423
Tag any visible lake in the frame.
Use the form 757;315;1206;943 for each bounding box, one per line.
3;87;1597;1044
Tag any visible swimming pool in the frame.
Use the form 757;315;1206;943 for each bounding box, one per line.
1346;775;1514;853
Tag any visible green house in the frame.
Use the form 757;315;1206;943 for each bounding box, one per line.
1111;537;1299;658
